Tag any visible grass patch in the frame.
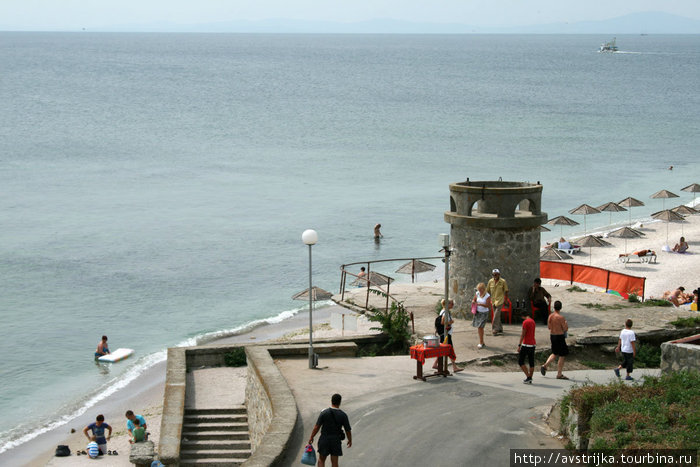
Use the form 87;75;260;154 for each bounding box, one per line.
581;360;607;370
638;299;673;307
567;285;587;292
490;359;505;367
582;370;700;450
581;303;625;311
670;316;700;328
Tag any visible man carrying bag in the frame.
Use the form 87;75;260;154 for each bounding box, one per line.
308;393;352;467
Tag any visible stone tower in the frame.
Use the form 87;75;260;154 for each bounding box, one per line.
444;180;547;315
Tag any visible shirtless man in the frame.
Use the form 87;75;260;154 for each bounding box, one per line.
95;336;110;359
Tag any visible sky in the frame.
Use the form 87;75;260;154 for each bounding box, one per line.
1;0;700;31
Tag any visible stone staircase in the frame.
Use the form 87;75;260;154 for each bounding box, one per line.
179;406;252;466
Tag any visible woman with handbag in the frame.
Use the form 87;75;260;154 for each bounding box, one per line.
472;282;492;349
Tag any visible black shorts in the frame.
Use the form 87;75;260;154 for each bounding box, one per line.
550;334;569;356
621;352;634;373
318;436;343;457
518;346;535;367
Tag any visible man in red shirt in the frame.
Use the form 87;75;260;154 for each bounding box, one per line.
518;310;536;384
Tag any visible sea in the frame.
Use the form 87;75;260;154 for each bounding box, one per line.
0;32;698;454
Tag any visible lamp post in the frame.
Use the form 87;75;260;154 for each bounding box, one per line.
302;229;318;369
438;233;451;342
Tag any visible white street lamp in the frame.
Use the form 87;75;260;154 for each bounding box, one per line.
302;229;318;369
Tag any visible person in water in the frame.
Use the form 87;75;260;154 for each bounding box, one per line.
95;335;110;358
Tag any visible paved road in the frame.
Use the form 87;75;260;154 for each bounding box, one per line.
277;356;659;467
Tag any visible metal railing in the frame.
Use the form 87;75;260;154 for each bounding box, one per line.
339;256;443;311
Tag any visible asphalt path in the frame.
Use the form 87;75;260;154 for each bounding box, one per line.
277;356;659;467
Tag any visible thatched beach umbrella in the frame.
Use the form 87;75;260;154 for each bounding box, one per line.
546;215;579;237
568;204;601;235
651;209;685;245
292;286;334;302
540;248;572;261
596;201;627;226
681;183;700;206
608;226;644;254
670;205;696;236
539;225;551;232
576;234;612;264
350;271;394;288
618;197;645;227
395;259;436;283
650;189;679;211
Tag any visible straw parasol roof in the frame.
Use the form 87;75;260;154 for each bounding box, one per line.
540;248;572;261
671;205;699;216
651;209;685;244
350;271;394;287
608;226;644;254
292;286;334;301
681;183;700;205
395;260;436;274
618;197;645;227
596;201;627;225
568;204;601;235
539;225;551;232
650;189;679;210
576;234;612;264
395;260;436;283
546;215;579;237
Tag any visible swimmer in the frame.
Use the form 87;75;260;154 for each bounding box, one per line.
374;223;383;239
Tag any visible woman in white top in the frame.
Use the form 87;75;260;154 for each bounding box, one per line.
471;282;493;349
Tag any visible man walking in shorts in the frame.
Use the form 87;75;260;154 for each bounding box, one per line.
308;393;352;467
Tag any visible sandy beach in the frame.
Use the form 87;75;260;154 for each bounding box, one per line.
7;204;700;466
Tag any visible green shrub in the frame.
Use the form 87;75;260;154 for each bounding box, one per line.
224;347;247;367
635;343;661;368
670;316;700;327
366;290;411;354
628;293;640;303
567;285;587;292
581;360;607;369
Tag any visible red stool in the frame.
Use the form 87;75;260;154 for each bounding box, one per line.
490;298;513;324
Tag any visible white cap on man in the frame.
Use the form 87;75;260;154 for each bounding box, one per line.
492;268;500;274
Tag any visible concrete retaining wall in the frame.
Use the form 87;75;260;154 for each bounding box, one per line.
660;334;700;374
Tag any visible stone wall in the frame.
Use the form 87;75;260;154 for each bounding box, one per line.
245;351;273;452
660;334;700;373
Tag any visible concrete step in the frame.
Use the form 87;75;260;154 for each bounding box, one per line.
181;439;251;450
182;431;251;441
184;414;247;424
185;407;246;416
180;448;252;460
182;422;248;432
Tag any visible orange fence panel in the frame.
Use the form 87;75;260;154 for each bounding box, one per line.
540;261;646;300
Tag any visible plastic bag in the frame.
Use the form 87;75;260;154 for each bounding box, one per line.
301;444;317;465
471;302;477;315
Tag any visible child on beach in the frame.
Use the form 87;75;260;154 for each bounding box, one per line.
614;319;636;381
130;418;146;443
517;309;536;384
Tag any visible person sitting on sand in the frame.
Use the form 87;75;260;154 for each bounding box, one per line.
125;410;148;442
94;335;110;359
673;237;689;253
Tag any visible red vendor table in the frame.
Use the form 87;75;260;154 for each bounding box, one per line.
409;344;456;381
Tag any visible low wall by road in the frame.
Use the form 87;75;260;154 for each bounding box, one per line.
660;334;700;374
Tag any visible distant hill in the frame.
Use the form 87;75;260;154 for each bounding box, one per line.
4;11;700;34
108;11;700;34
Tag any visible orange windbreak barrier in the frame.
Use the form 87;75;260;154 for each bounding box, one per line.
540;261;646;299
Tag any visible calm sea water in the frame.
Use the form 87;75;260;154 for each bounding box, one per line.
1;33;698;452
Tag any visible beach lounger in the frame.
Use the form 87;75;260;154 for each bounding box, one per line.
618;250;657;264
557;245;581;255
